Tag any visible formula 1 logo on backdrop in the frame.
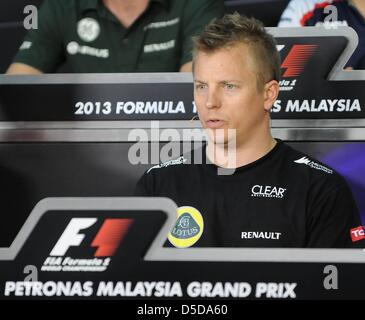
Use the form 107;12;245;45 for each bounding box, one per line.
277;44;319;92
42;218;133;272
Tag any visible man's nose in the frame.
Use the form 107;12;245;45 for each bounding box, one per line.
206;89;221;109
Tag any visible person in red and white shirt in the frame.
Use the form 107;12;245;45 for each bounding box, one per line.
278;0;365;69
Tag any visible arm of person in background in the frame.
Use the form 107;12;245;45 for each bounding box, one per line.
6;0;65;75
6;63;42;74
278;0;319;27
179;0;224;72
179;62;193;73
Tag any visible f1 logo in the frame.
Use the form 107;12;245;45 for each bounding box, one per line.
50;218;133;257
280;44;318;77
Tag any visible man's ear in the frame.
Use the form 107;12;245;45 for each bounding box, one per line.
263;80;279;112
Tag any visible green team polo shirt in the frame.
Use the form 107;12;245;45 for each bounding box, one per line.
14;0;224;73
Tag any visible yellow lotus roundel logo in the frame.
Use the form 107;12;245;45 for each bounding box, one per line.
168;206;204;248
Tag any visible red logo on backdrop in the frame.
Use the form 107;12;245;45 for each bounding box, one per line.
281;44;318;77
43;218;134;272
50;218;133;257
91;219;133;257
350;226;365;242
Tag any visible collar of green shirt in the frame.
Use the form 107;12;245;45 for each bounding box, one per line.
79;0;168;14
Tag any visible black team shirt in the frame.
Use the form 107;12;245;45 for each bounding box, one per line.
135;140;365;248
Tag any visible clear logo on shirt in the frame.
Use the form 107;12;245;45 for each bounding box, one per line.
251;185;287;199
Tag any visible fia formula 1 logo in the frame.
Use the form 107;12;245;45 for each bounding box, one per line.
277;44;318;91
42;218;133;272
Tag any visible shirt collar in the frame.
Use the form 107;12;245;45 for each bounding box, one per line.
151;0;168;9
76;0;99;16
80;0;99;12
79;0;168;13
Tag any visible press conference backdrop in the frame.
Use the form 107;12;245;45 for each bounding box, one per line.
1;27;364;120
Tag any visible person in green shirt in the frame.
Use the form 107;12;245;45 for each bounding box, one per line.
7;0;224;74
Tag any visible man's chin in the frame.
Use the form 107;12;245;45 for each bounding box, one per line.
204;128;236;146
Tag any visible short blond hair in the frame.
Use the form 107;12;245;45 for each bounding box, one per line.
193;13;281;90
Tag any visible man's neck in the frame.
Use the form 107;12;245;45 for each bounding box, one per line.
102;0;150;28
206;133;277;169
351;0;365;18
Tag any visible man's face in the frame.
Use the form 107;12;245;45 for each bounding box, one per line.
194;43;269;146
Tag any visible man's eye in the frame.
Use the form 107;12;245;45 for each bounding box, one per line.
225;84;236;90
195;84;207;90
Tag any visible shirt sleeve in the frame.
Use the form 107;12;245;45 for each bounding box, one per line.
12;0;65;72
306;180;365;248
133;170;155;196
278;0;318;27
179;0;224;67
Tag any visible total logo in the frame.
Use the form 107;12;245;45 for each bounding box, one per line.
350;226;365;243
168;206;204;248
42;218;133;272
277;44;318;92
251;185;286;199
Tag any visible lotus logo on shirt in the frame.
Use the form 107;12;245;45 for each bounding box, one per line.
168;206;204;248
177;214;197;233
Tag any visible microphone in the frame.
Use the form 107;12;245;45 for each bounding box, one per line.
190;115;199;122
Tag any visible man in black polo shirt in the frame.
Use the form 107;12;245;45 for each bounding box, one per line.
135;13;365;248
6;0;223;74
